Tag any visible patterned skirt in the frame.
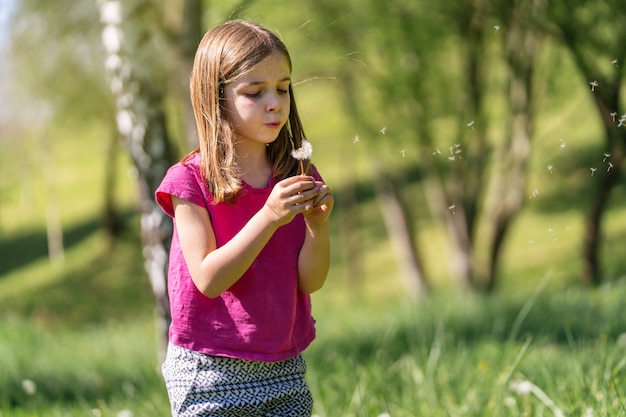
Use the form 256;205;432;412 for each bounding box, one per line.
162;343;313;417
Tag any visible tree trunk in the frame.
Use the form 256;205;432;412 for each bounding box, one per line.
103;129;123;249
177;0;203;149
582;129;624;285
98;0;177;358
484;0;541;291
374;170;428;298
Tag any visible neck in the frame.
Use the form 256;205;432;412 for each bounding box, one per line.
235;141;272;188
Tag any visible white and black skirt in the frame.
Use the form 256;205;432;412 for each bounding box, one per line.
162;343;313;417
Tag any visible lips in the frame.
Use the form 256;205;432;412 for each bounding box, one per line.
266;121;282;129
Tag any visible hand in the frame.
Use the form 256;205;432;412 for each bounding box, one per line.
262;175;322;226
303;180;334;227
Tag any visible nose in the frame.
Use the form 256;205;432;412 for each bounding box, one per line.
266;91;281;112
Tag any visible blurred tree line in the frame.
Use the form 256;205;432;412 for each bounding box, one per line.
5;0;625;348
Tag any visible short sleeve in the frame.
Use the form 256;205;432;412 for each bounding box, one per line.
310;164;324;183
155;161;209;218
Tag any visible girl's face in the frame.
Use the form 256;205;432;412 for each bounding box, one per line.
224;51;291;148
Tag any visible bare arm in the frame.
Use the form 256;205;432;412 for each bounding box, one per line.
172;175;322;298
297;181;334;294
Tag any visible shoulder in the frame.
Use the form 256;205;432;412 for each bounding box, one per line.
156;153;210;216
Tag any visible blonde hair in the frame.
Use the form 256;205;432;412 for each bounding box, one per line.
188;20;310;203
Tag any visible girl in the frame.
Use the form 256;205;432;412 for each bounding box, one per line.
156;20;333;417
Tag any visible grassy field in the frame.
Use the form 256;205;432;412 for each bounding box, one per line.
1;248;626;417
1;141;626;417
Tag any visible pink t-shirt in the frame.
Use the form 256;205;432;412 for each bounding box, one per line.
155;153;319;362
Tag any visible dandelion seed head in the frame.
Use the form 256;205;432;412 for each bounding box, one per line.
291;138;313;160
510;380;533;395
21;379;36;396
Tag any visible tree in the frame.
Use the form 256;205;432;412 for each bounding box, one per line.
8;1;113;260
309;0;544;292
546;0;626;285
97;0;181;355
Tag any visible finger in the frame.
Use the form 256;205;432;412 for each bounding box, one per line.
311;186;331;207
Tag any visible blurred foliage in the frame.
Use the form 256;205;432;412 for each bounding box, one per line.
1;0;625;292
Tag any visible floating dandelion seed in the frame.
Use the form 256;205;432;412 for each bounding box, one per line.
607;162;614;172
380;126;387;134
448;204;456;215
559;138;566;149
590;81;599;91
548;227;558;241
547;164;554;174
353;134;360;143
433;148;442;155
590;167;597;176
494;25;501;33
467;120;475;128
612;59;619;67
603;152;611;161
611;112;617;122
291;138;313;175
530;189;539;198
619;115;626;127
400;149;406;158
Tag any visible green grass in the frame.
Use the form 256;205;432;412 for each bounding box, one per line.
2;272;626;416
